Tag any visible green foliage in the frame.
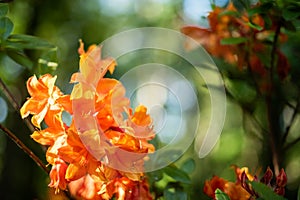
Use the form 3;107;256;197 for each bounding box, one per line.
220;37;248;45
0;3;57;75
215;189;230;200
250;181;287;200
180;158;195;175
224;78;257;105
148;163;193;199
164;165;191;184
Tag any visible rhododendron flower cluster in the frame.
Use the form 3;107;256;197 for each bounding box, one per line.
181;2;289;80
20;41;154;200
204;166;287;200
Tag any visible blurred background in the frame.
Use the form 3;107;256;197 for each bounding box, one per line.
0;0;300;199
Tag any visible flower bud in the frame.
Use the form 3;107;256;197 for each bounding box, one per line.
260;167;273;185
276;169;287;187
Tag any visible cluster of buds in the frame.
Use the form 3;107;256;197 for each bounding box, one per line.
204;166;287;200
237;167;287;197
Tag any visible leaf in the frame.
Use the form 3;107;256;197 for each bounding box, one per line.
283;6;300;20
0;16;13;40
6;50;33;69
250;181;287;200
247;21;263;31
215;189;230;200
5;34;55;50
163;165;191;184
220;37;248;45
147;170;164;183
0;4;8;17
224;78;257;105
164;183;188;200
180;158;195;174
219;10;240;17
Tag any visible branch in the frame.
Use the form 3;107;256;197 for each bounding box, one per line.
270;20;281;81
282;98;300;144
0;78;38;133
0;123;49;174
265;19;282;176
284;137;300;151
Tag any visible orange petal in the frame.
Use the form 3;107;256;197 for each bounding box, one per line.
65;163;86;181
20;98;47;119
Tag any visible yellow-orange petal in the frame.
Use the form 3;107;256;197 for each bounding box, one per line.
20;98;47;119
65;163;86;181
31;104;49;128
132;105;151;126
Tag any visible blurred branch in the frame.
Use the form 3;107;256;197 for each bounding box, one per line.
284;137;300;151
282;96;300;144
0;78;38;133
0;123;49;173
266;20;282;176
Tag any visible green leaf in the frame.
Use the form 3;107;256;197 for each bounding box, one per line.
215;189;230;200
247;21;263;31
220;37;248;45
251;181;287;200
5;34;55;50
0;4;8;17
219;10;240;17
163;165;191;184
164;183;188;200
180;158;195;174
147;170;164;183
224;78;257;104
6;50;33;69
0;16;13;40
283;6;300;20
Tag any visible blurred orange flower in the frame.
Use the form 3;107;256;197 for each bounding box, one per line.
181;2;289;80
204;166;287;199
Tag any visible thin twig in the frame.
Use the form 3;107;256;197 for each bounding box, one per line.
0;123;49;174
0;78;38;133
282;97;300;144
284;137;300;151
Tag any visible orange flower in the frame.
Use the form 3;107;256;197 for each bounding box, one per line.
20;40;155;200
95;78;130;131
48;158;68;193
57;123;107;182
203;175;251;200
20;74;70;128
100;177;152;200
181;2;289;79
68;174;101;200
204;176;228;198
30;109;66;146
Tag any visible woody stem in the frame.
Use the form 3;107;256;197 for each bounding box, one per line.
0;123;50;174
0;78;37;133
